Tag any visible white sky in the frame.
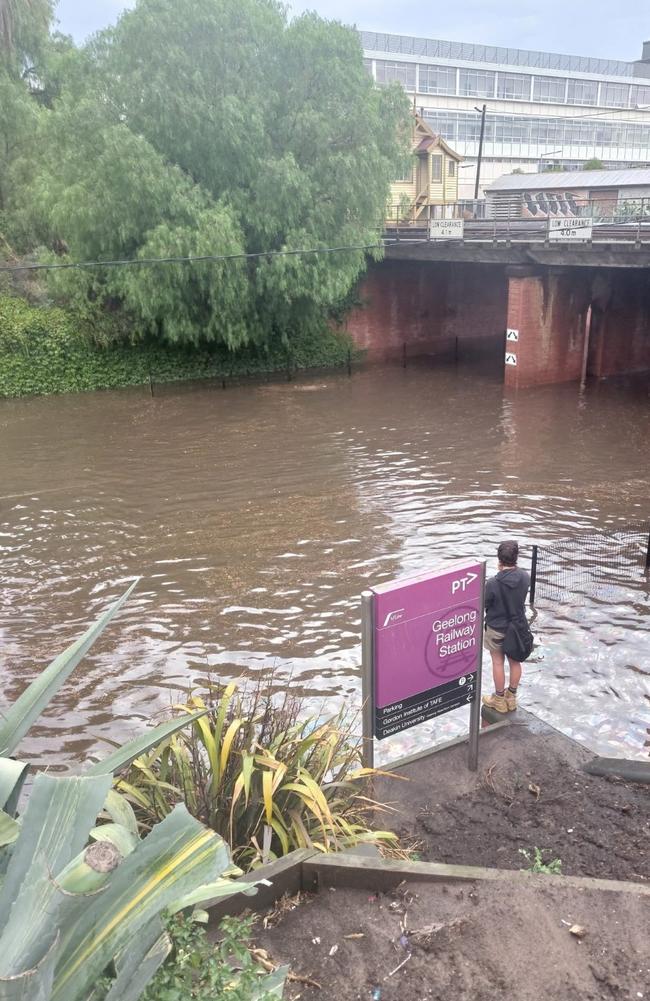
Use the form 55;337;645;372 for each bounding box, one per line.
54;0;649;63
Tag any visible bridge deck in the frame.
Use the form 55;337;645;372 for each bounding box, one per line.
384;220;650;246
382;221;650;268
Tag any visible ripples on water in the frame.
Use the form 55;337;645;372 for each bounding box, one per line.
1;360;648;769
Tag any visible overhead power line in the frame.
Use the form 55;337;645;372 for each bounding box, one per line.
0;242;385;274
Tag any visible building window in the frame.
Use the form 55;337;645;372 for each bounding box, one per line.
448;159;456;176
394;160;414;183
497;72;530;100
459;69;495;98
533;76;566;103
422;108;650;155
600;82;629;108
431;155;442;181
566;79;599;106
630;84;650;108
375;60;416;92
419;64;456;95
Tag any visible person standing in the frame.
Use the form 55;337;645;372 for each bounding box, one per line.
482;540;530;713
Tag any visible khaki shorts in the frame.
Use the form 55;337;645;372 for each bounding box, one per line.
484;625;505;653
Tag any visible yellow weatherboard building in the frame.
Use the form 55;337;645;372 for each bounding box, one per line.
389;113;462;224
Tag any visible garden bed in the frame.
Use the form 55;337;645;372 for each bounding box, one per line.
376;711;650;883
255;874;650;1001
233;711;650;999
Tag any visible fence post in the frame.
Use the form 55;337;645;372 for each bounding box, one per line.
347;348;352;377
148;371;154;398
402;342;407;369
530;544;538;604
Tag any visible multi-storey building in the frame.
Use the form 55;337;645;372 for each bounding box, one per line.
362;32;650;200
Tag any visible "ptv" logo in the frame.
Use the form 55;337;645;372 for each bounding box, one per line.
452;571;478;595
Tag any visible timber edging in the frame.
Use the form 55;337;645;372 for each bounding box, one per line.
206;845;650;926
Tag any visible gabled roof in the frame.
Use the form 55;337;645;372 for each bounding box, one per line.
487;168;650;192
412;113;462;161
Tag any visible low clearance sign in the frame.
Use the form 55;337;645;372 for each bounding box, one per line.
371;561;485;740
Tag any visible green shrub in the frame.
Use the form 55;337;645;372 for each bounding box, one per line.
0;294;357;398
120;682;397;869
0;582;286;1001
140;914;285;1001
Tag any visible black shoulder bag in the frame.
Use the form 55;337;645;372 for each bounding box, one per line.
496;578;534;662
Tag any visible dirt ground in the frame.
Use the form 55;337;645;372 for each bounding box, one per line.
257;879;650;1001
251;714;650;1000
375;713;650;882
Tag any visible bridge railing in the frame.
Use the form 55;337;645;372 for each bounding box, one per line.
386;196;650;225
384;197;650;244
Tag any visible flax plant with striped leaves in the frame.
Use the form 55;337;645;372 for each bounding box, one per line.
0;583;286;1000
120;682;397;869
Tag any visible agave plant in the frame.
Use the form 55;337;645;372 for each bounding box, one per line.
121;681;397;869
0;582;287;1000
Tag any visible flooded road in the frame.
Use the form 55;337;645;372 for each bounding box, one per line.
1;359;649;769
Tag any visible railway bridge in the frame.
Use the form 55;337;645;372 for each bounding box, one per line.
345;221;650;387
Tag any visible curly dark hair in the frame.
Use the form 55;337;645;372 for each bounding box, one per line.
497;540;519;566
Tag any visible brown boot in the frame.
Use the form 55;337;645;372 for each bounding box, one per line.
482;692;508;714
505;689;518;712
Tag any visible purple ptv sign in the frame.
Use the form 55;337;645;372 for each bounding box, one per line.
371;561;485;740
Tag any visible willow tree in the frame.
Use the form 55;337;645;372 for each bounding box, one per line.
29;0;410;348
0;0;52;58
0;0;53;242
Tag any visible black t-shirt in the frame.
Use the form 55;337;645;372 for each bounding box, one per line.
485;567;530;631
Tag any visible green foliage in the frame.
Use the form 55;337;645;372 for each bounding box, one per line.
120;682;397;869
0;770;271;1001
0;0;53;67
0;584;285;1001
0;66;43;229
7;0;409;349
519;846;562;875
141;915;286;1001
583;158;605;171
0;294;356;397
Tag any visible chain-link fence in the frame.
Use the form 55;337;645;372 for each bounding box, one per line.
529;525;650;604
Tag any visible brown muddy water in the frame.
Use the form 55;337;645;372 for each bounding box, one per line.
1;359;649;770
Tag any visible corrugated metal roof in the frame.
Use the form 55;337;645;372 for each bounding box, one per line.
487;169;650;192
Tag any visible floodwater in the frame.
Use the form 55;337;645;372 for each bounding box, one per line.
1;358;649;770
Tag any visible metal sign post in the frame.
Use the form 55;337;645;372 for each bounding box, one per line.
361;590;375;769
361;560;486;772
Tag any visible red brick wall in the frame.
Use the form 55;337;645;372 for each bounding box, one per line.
504;271;591;389
344;261;508;361
345;260;649;384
